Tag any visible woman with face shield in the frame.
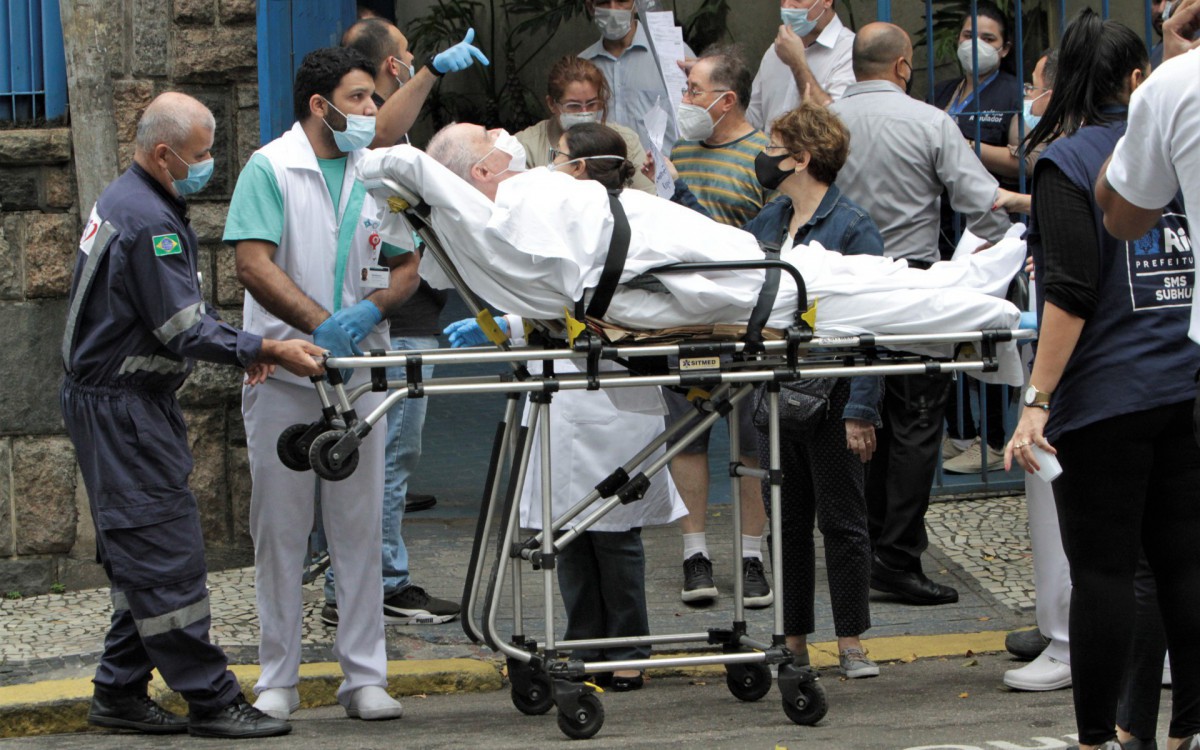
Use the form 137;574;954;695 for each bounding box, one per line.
514;55;656;195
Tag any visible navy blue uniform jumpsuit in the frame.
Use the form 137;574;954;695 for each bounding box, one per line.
60;163;262;708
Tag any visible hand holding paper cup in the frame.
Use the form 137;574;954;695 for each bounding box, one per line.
1028;443;1063;482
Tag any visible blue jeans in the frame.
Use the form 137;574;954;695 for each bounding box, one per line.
557;529;650;663
325;335;437;602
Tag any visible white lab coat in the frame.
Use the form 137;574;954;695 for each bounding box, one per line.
517;360;685;533
357;146;1026;385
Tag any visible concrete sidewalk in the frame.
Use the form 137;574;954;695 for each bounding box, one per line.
0;494;1036;738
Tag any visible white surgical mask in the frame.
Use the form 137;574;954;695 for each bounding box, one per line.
956;39;1001;78
676;94;728;142
594;8;633;40
781;3;827;38
394;57;416;90
321;97;376;152
478;129;528;175
559;111;600;130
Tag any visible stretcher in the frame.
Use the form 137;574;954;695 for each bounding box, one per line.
276;166;1034;740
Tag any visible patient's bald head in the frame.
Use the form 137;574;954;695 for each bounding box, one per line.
852;23;913;88
426;122;520;202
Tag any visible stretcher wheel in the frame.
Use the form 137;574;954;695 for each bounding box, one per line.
781;679;827;726
726;662;772;702
308;430;359;481
510;673;554;715
557;692;604;740
277;423;314;471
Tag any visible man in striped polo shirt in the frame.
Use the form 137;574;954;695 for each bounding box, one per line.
671;46;771;228
667;46;773;607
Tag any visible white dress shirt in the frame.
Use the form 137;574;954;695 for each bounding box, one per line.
747;14;856;132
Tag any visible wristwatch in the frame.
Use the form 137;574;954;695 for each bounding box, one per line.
1023;384;1052;410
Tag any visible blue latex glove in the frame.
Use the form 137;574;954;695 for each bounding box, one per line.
443;316;507;348
1019;311;1039;331
330;299;382;344
313;316;363;382
431;28;490;74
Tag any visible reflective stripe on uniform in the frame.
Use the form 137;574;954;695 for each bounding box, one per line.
152;301;204;344
111;590;130;612
118;354;189;376
135;595;210;638
62;221;118;369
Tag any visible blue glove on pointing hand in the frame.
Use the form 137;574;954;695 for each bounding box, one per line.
313;316;364;383
443;316;507;348
330;299;383;344
431;28;490;75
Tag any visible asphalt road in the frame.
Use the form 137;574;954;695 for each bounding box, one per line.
0;653;1174;749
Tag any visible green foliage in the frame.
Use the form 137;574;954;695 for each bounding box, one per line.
50;582;66;594
681;0;731;54
5;591;21;600
921;0;1052;79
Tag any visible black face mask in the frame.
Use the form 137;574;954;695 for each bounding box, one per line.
901;60;915;95
754;150;796;190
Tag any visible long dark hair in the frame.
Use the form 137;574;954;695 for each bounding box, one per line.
1025;8;1147;153
562;123;635;192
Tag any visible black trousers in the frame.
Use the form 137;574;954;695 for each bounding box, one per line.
1053;400;1200;743
865;373;953;572
1115;552;1167;740
757;379;872;638
557;529;650;663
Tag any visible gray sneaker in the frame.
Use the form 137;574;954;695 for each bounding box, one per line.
839;648;880;679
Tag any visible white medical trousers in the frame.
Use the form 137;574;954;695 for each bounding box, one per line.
244;378;388;703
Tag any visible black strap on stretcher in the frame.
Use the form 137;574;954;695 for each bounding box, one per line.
743;228;784;354
576;190;631;323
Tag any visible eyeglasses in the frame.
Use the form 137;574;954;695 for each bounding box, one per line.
558;99;603;114
548;147;572;162
764;144;790;154
1023;83;1050;96
681;86;730;99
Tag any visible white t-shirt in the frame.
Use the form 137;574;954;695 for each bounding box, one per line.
1106;48;1200;341
746;14;856;133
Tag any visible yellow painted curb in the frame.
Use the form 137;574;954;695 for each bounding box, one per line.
0;634;1008;738
0;658;503;739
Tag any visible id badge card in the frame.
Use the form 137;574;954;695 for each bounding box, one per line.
360;265;389;289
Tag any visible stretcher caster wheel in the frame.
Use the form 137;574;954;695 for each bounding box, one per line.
511;673;554;715
277;423;314;471
726;662;772;702
777;672;825;729
557;692;604;740
308;430;359;481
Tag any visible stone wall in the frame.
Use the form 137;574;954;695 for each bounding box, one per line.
0;0;260;595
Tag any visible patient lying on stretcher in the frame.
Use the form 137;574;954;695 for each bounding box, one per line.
356;124;1027;385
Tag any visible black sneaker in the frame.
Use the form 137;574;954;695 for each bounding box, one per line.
404;492;437;513
320;602;339;627
384;585;460;625
681;553;717;604
742;557;774;609
88;685;189;734
188;693;291;739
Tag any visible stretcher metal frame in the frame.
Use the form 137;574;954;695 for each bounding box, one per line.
277;179;1033;740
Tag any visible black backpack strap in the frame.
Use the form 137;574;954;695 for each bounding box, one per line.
584;190;632;321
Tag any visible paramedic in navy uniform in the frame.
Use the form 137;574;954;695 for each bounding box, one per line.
60;92;323;739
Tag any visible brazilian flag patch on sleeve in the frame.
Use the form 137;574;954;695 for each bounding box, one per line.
153;233;183;257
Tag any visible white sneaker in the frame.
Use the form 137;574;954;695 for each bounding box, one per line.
941;435;971;460
345;685;403;721
1003;651;1072;691
943;439;1005;474
253;686;300;720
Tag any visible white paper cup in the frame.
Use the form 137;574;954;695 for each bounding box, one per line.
1029;444;1062;482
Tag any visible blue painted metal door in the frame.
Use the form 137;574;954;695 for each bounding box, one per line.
257;0;357;144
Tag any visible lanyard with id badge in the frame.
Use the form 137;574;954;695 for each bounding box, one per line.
360;231;390;290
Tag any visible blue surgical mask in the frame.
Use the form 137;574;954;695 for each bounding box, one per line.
1022;99;1041;131
781;3;827;38
166;147;214;196
321;97;376;152
1022;90;1049;131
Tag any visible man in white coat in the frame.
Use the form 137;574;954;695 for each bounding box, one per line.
224;47;419;722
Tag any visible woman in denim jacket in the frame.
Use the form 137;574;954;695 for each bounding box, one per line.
742;101;884;679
